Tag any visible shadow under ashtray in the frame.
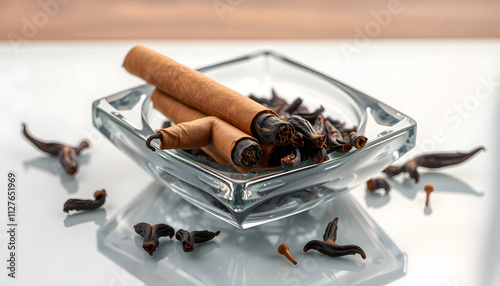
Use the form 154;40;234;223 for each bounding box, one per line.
97;181;407;286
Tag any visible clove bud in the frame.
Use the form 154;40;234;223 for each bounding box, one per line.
22;123;89;175
134;222;175;256
63;189;107;213
278;244;297;265
175;229;220;252
304;217;366;259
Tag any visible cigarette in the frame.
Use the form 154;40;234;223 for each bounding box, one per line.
123;45;294;145
149;89;261;172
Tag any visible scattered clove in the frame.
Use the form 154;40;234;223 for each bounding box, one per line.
22;123;90;175
424;184;434;206
63;189;107;213
383;146;485;183
278;244;297;265
134;222;175;256
303;217;366;259
175;229;221;252
366;178;391;194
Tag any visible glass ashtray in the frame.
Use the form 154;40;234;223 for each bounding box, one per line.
92;51;416;229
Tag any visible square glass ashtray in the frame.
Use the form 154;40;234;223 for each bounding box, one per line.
92;50;416;229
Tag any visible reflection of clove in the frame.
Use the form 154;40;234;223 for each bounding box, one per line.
383;147;485;183
134;222;175;256
303;217;366;259
22;123;89;175
175;229;220;252
366;178;391;194
63;189;107;212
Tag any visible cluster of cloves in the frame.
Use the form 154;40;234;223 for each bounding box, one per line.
186;89;368;170
250;89;367;169
134;222;220;256
277;217;366;265
367;146;485;207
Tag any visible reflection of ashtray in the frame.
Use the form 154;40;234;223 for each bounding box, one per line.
92;51;416;229
98;182;407;285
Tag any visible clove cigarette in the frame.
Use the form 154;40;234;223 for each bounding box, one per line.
123;45;294;145
150;89;261;171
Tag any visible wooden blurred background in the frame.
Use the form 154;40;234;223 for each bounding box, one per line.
2;0;499;40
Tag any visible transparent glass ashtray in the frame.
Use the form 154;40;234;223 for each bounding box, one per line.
92;50;416;229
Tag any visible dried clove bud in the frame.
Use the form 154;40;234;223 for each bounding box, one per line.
270;88;289;107
288;115;326;149
22;123;89;175
134;222;175;256
383;147;485;183
291;132;304;148
63;189;107;213
175;229;221;252
278;244;297;265
323;120;352;153
303;217;366;259
310;147;329;164
281;148;302;169
252;113;295;146
348;132;368;149
294;106;325;122
366;178;391;194
424;184;434;206
283;98;303;115
313;115;325;135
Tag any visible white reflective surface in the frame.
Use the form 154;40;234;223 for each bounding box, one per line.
0;40;499;285
98;182;405;285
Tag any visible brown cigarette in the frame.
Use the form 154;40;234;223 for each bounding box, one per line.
149;89;261;171
123;45;294;145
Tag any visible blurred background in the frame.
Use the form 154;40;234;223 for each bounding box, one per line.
1;0;499;40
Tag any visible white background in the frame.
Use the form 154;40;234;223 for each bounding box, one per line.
0;40;499;286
